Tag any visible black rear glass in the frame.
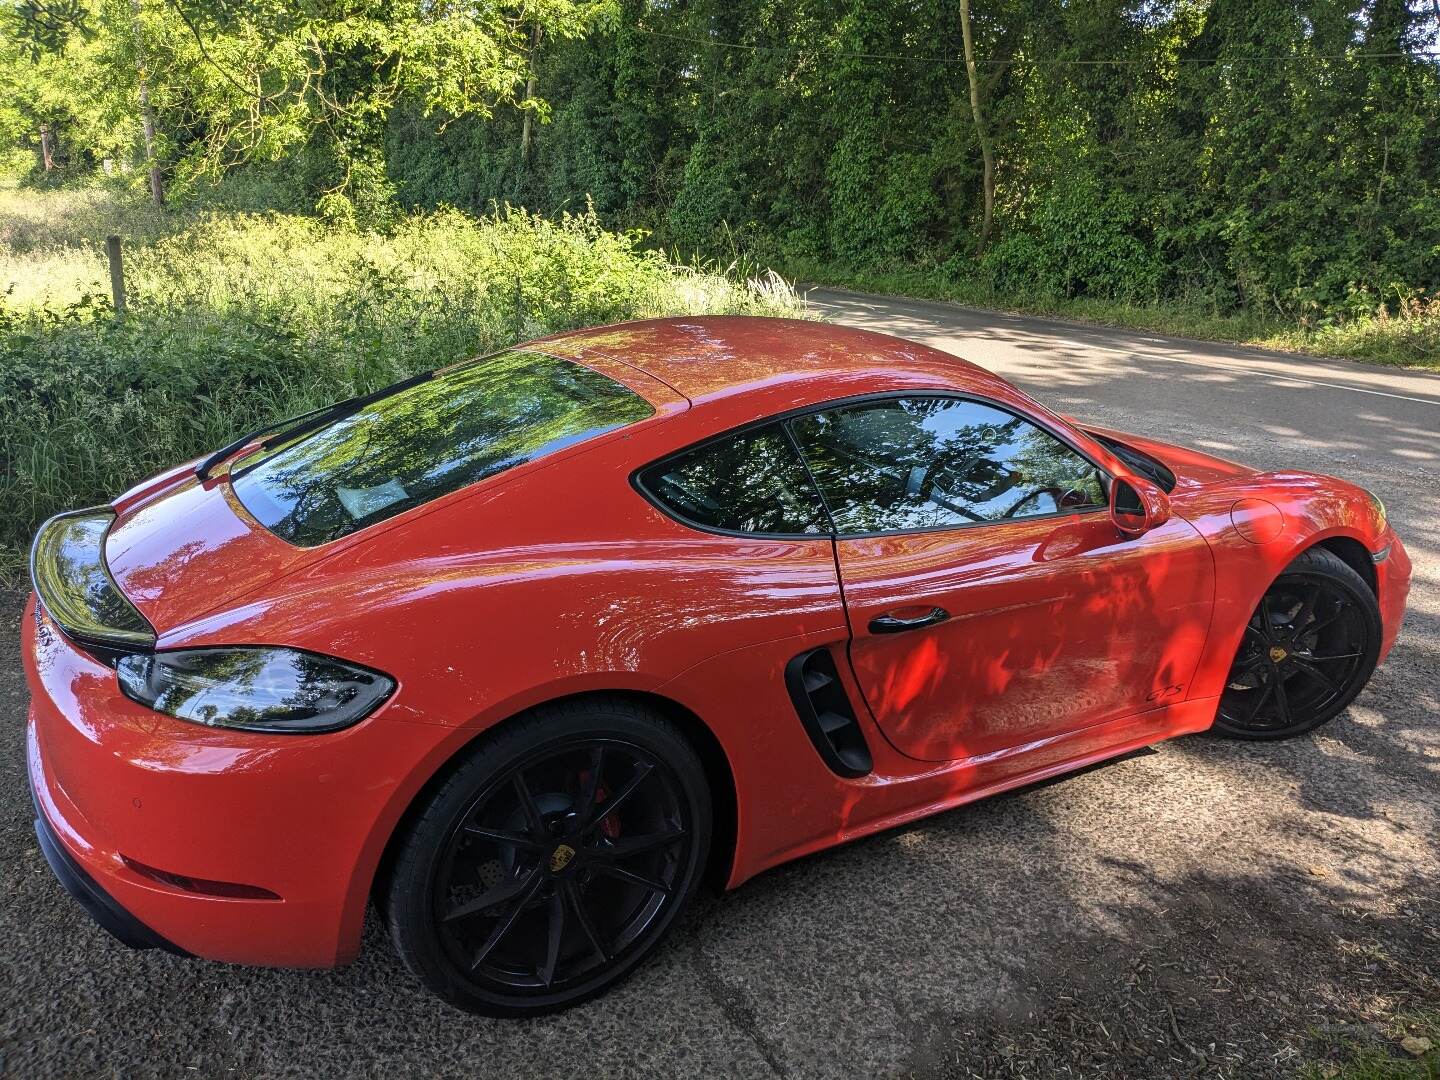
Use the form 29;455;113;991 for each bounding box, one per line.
1088;431;1177;493
232;351;653;546
639;424;831;535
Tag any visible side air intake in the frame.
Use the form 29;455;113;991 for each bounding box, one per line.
784;647;873;778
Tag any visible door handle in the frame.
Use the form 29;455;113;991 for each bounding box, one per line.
868;606;950;634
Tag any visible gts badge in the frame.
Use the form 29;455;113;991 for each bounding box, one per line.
1146;684;1184;703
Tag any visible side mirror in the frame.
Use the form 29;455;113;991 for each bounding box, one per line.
1110;475;1171;537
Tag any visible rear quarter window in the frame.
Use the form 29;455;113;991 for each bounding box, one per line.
638;425;831;535
233;350;653;546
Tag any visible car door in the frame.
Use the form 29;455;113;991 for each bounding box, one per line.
788;394;1215;763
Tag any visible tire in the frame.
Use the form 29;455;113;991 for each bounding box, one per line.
1210;546;1381;741
386;696;711;1016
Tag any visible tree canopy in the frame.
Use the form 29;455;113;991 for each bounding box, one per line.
4;0;1438;320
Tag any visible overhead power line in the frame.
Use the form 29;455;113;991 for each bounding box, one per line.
634;25;1440;67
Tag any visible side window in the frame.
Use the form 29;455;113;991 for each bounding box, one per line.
789;396;1106;534
640;424;832;535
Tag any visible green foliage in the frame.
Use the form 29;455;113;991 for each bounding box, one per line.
1;0;133;175
0;0;607;217
665;134;749;254
2;0;1438;368
980;174;1162;302
371;0;1435;336
10;0;1438;323
825;128;942;263
0;184;804;582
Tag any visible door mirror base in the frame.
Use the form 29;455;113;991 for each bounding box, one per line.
1110;475;1171;537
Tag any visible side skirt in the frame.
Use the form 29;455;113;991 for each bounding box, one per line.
731;696;1217;886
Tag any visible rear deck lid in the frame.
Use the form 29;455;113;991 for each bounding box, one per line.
104;475;315;634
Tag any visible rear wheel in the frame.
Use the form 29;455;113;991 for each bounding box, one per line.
1211;547;1381;740
386;697;711;1016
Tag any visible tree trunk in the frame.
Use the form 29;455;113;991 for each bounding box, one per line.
39;123;56;171
138;76;164;206
958;0;995;256
519;23;543;166
131;0;164;206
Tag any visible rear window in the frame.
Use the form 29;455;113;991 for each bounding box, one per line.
232;350;653;546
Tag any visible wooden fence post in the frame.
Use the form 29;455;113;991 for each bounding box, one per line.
106;235;126;314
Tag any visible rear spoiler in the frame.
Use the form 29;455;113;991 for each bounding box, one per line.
30;507;156;651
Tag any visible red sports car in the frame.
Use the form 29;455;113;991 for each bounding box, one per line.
25;317;1409;1015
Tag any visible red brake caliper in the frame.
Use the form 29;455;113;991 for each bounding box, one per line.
580;771;622;839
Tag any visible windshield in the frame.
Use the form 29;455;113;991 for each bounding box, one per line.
232;350;653;546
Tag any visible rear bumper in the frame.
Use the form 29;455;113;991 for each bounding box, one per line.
28;753;189;956
23;595;462;968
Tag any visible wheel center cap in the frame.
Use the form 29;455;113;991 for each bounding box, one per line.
548;843;577;873
1269;645;1289;663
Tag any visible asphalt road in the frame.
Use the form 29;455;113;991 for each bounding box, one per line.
3;289;1438;1079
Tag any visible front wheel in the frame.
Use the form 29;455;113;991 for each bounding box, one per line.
386;697;711;1016
1211;546;1381;740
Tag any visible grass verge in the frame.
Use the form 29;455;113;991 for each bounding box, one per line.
786;260;1440;370
1303;1011;1440;1079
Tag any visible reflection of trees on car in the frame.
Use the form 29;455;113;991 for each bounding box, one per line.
233;352;653;546
792;397;1104;533
1009;429;1106;509
647;427;829;534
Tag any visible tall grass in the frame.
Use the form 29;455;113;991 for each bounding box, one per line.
0;184;806;584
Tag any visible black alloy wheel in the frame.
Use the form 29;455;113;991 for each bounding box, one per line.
386;698;711;1015
1212;547;1381;740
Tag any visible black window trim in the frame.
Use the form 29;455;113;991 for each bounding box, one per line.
632;390;1116;541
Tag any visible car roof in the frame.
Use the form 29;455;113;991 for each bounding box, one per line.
529;316;1012;404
